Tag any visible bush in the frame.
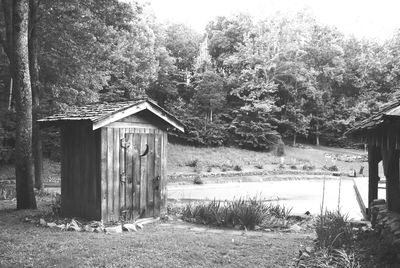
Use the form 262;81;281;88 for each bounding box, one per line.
316;210;352;249
303;164;315;171
254;164;263;169
193;176;204;185
233;165;242;171
186;159;199;167
324;165;339;172
182;197;292;230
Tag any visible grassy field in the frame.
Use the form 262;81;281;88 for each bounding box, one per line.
167;143;367;175
0;143;368;182
0;198;312;267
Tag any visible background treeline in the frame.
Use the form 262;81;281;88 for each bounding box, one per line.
1;0;400;162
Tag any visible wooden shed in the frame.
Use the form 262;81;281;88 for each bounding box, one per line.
38;99;184;222
348;99;400;216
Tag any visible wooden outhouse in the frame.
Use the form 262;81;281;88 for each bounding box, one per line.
38;99;184;222
347;100;400;216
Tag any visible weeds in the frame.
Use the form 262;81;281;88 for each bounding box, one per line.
254;164;263;169
316;210;352;249
324;165;339;172
186;159;199;167
182;197;292;230
193;177;204;185
233;165;242;171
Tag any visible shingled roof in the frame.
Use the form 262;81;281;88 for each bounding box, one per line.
38;99;184;132
347;99;400;135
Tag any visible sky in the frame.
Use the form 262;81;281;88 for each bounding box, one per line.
134;0;400;42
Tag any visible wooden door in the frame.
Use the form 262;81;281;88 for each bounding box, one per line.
123;132;163;219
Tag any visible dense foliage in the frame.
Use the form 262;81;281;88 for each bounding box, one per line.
2;1;400;160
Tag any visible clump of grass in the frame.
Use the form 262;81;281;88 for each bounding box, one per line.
254;164;263;169
316;210;352;249
182;197;292;230
303;164;315;171
193;176;204;185
298;248;360;268
186;159;199;167
324;165;339;172
233;165;242;171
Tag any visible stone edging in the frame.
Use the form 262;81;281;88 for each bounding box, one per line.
371;199;400;253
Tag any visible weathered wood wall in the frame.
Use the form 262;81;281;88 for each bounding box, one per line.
61;121;101;220
100;127;167;222
367;120;400;214
100;112;168;222
60;112;169;223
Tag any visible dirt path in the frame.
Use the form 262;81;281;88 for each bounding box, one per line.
0;199;313;268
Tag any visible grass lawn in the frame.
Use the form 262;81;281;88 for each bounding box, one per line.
0;198;313;267
167;143;367;175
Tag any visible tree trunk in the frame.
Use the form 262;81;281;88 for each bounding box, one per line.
29;0;42;190
293;133;297;146
316;125;320;146
13;0;36;209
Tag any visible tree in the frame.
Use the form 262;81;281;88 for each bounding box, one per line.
193;71;225;122
13;0;37;209
29;0;42;190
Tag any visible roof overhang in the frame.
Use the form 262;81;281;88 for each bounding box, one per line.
92;101;184;132
38;100;185;133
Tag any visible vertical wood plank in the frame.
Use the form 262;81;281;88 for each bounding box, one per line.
153;133;162;216
140;133;148;217
113;128;120;220
119;128;126;219
125;133;133;220
147;131;155;217
60;126;67;215
100;128;108;222
73;125;81;218
161;132;168;214
132;133;141;219
107;128;114;222
80;125;87;218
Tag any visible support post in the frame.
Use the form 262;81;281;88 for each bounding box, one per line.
368;144;380;217
381;147;400;213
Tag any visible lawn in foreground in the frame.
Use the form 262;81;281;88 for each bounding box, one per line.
0;199;312;268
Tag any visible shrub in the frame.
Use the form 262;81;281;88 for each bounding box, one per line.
186;159;199;167
254;164;263;169
193;177;204;185
290;165;297;170
303;164;315;171
233;165;242;171
182;197;292;230
316;210;352;249
324;165;339;172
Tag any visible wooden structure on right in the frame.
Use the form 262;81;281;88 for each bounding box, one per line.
348;100;400;216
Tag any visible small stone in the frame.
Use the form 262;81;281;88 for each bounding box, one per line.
290;224;302;232
83;225;94;232
105;225;123;234
305;247;313;254
39;218;47;226
56;224;65;230
47;222;57;228
301;252;310;259
123;223;137;232
263;228;272;232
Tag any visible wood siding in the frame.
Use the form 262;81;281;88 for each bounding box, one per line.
100;127;167;222
61;122;101;220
